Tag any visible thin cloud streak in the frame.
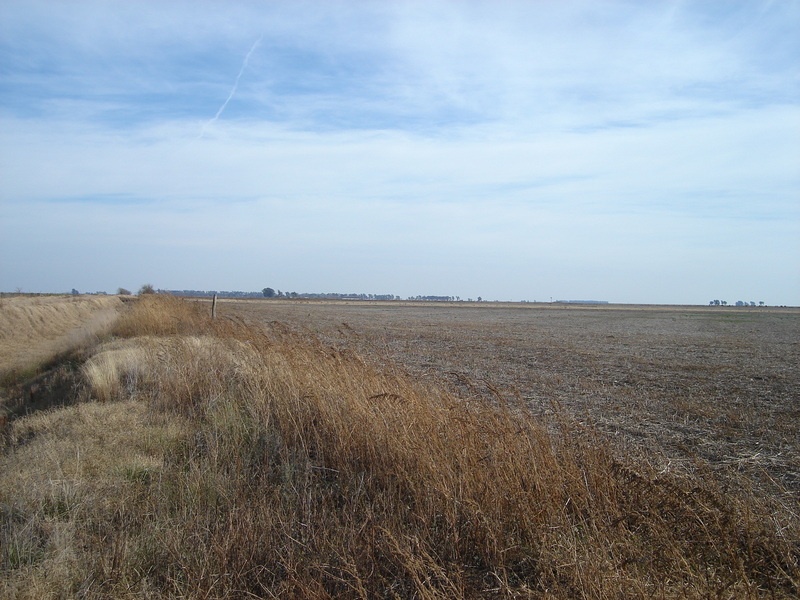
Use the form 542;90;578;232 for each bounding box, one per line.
199;35;263;137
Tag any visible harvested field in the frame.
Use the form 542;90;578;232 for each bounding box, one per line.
220;299;800;494
1;295;797;599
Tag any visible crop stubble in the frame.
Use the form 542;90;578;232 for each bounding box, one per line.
223;299;800;495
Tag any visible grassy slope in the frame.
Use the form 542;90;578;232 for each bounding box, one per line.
0;295;124;377
1;295;797;599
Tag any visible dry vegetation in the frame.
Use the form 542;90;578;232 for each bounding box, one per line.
1;295;798;599
0;295;124;379
229;300;800;496
0;294;127;421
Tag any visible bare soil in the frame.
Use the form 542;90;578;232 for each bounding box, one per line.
221;299;800;496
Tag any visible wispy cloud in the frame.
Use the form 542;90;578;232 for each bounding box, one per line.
0;0;798;303
199;35;263;137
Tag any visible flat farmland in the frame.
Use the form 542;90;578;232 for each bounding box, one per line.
223;299;800;494
3;295;797;597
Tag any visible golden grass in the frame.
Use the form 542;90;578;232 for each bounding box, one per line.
1;295;797;599
0;295;123;377
0;399;188;599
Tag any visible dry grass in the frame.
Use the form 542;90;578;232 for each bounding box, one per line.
229;300;800;496
0;294;127;427
0;399;189;599
0;295;124;378
1;295;797;598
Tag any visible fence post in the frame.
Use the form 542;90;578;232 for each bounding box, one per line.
211;294;217;320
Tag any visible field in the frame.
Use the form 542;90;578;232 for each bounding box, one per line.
1;295;798;599
222;299;800;495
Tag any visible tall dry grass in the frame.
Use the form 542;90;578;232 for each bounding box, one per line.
2;295;797;599
0;295;123;379
1;295;125;426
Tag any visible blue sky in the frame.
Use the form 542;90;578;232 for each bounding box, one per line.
1;0;798;304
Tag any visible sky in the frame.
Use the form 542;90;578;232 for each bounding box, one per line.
1;0;798;305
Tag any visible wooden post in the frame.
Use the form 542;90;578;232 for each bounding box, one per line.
211;294;217;320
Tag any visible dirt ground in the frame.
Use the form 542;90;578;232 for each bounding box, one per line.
220;299;800;497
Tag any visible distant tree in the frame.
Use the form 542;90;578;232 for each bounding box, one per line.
262;287;275;298
71;288;80;295
759;301;765;306
138;284;155;295
117;287;131;295
477;296;482;302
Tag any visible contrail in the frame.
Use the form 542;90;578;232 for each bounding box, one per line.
200;36;262;137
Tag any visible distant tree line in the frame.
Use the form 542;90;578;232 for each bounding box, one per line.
166;289;265;298
263;288;399;300
709;300;765;306
409;295;458;301
157;289;400;300
120;287;466;302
